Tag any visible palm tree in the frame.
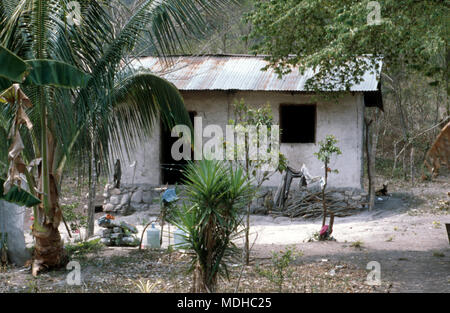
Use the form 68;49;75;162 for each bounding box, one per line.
0;0;235;275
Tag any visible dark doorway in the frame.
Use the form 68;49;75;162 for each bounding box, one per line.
161;111;196;184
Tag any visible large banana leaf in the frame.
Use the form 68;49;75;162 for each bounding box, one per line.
24;59;91;88
0;45;29;82
0;178;40;207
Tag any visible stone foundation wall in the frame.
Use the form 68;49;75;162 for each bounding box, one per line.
102;183;163;216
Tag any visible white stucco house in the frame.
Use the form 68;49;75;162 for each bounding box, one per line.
113;54;382;190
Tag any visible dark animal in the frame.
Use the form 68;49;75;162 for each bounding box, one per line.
375;183;388;196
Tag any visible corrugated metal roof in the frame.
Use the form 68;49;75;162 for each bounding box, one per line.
133;55;382;92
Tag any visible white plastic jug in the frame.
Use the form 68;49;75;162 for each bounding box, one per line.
146;223;160;249
174;228;188;248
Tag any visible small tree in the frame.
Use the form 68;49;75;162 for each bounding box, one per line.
228;99;286;265
314;135;341;227
256;246;301;292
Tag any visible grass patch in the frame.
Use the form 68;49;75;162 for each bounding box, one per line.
65;238;103;259
350;240;364;249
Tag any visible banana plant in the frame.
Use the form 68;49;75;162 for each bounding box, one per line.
0;0;237;275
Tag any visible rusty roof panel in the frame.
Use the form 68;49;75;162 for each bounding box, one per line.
134;55;381;92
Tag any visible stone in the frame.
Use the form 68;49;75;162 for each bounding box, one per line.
120;221;138;234
101;229;111;237
131;189;143;203
352;195;362;201
147;204;161;215
100;238;111;245
119;205;135;216
110;188;121;196
110;233;122;239
113;227;122;233
330;192;345;201
120;193;130;205
110;195;120;205
130;202;146;212
142;191;153;204
103;203;115;212
121;236;139;246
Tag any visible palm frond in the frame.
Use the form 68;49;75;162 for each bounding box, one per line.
0;177;41;207
105;70;192;162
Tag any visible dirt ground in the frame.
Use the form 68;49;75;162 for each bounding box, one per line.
248;177;450;292
2;176;449;293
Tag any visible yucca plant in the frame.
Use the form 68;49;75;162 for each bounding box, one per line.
169;160;254;293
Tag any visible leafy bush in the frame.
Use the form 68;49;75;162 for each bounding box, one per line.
65;238;103;258
256;246;301;292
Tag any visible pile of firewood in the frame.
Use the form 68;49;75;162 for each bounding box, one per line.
271;189;367;219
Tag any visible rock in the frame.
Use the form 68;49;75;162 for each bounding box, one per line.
147;204;161;215
97;216;139;246
110;233;122;239
110;195;120;205
110;188;121;196
121;236;139;246
131;189;143;203
130;202;146;212
119;205;135;216
101;229;111;237
120;221;138;234
120;193;130;205
100;238;111;245
103;203;115;212
352;195;362;201
330;192;345;201
142;191;153;203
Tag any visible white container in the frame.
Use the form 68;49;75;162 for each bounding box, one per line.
146;223;160;249
174;228;188;248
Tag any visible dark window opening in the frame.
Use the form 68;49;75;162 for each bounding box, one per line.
161;111;196;184
280;105;316;143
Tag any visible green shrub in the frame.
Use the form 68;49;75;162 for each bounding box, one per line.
256;246;301;292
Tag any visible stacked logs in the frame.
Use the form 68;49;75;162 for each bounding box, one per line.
271;189;368;219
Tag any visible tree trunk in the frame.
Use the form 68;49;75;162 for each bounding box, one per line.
365;118;375;210
86;134;97;239
392;142;398;177
32;129;67;275
402;149;407;180
321;160;328;227
192;262;216;293
410;147;415;185
32;175;67;275
244;139;250;265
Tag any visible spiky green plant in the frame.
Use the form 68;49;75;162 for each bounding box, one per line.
169;160;253;293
